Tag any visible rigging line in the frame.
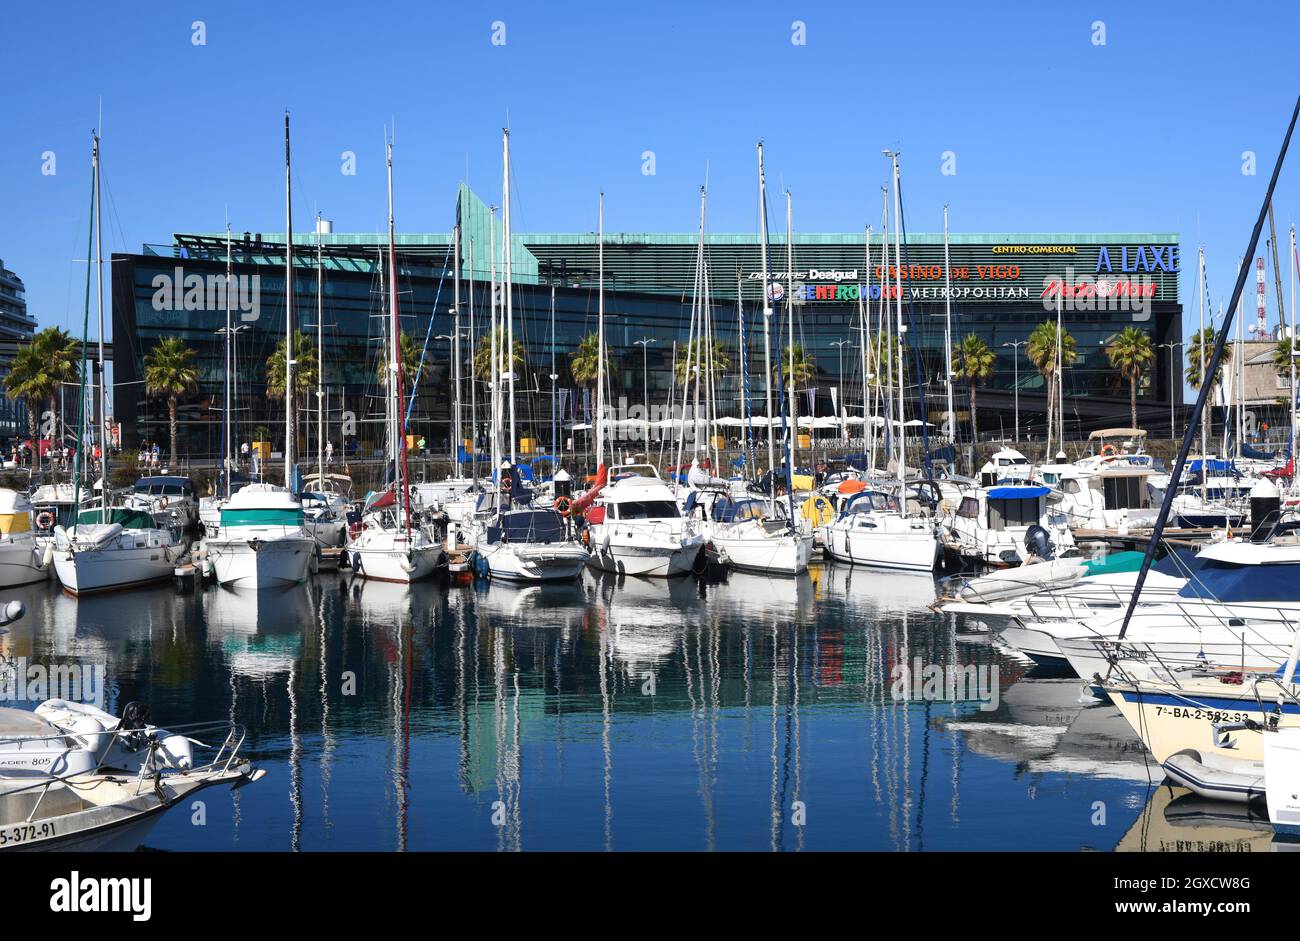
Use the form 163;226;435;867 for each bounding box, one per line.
1116;95;1300;645
403;238;454;425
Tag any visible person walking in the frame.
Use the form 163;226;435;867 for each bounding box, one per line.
325;440;334;466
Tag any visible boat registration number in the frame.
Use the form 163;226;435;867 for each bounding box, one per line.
0;821;56;845
1153;706;1250;723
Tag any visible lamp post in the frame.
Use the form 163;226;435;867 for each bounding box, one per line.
831;339;850;438
1158;341;1182;439
634;337;656;445
1002;340;1026;443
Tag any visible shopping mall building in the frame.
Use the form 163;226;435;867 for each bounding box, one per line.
110;185;1183;459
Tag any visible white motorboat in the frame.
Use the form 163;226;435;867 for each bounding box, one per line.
201;483;316;589
0;699;262;851
474;507;589;582
51;507;183;596
939;481;1075;568
583;464;704;577
818;488;937;572
0;489;50;586
122;474;198;529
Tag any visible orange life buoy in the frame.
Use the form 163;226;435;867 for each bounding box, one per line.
500;473;513;492
1100;444;1118;457
554;495;572;517
36;511;54;530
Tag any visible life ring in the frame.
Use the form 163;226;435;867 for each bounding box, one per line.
36;511;54;530
1100;444;1118;457
554;495;572;517
500;473;513;493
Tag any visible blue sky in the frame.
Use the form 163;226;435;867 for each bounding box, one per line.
2;0;1298;343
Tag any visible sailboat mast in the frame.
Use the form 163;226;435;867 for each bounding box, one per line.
316;213;324;488
489;207;499;479
888;153;906;493
596;192;606;469
1198;245;1207;501
284;113;295;484
468;235;478;487
225;223;234;497
502;129;516;465
1291;224;1297;493
942;205;954;442
785;191;797;476
756;142;776;480
93;133;108;516
452;222;462;472
386;134;411;534
860;226;872;467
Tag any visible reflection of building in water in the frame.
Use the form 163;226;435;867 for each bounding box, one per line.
1115;785;1274;853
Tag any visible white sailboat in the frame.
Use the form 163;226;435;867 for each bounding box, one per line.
0;489;50;586
53;132;184;596
345;131;443;583
202;115;316;589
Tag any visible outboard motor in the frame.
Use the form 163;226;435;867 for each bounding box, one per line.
1024;524;1055;562
119;700;151;731
1251;477;1281;543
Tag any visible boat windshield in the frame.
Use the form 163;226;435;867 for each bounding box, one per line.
614;500;680;520
487;510;568;544
845;491;899;514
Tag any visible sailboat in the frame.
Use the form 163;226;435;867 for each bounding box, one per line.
820;153;937;573
53;132;185;595
344;131;443;583
700;159;812;575
0;489;50;586
581;191;704;578
474;132;589;582
202;115;316;589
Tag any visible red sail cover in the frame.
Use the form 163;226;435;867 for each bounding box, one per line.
571;463;608;515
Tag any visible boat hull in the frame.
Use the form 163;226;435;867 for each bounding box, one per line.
713;531;813;575
0;538;48;587
51;544;177;595
346;544;442;583
206;535;315;588
479;542;589;582
823;524;937;572
586;538;703;578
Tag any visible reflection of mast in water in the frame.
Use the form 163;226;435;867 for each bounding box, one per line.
318;585;334;835
227;669;242;841
598;606;614;851
492;625;522;851
947;609;962;827
685;615;718;850
768;622;779;851
455;591;471;792
391;607;412;853
289;658;301;851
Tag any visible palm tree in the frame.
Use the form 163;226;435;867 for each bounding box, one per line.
473;326;526;382
144;337;199;465
377;332;428;388
1026;321;1078;442
1105;326;1155;429
673;338;731;384
568;332;614;390
3;343;44;445
266;331;318;457
32;328;79;445
1185;327;1231;391
951;334;995;437
1274;336;1295;377
774;343;817;392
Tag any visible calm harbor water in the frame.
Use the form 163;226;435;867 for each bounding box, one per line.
0;563;1266;851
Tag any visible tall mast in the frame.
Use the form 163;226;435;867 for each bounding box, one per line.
284;112;295;483
225;223;234;496
756;142;776;480
942;205;955;443
596;191;606;469
489;207;499;478
93;133;108;516
316;213;324;489
785;191;797;476
386;132;411;534
452;222;462;472
1056;287;1064;454
888;152;906;494
1291;224;1297;494
1198;245;1207;500
468;235;478;487
859;226;872;466
502;129;516;465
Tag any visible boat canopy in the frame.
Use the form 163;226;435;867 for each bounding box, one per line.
1088;428;1146;440
842;490;900;514
1177;560;1300;602
131;475;194;496
486;509;567;545
76;507;157;529
987;485;1049;500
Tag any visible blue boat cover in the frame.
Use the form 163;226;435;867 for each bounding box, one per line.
987;485;1049;500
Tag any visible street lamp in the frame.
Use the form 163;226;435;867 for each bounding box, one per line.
1002;341;1026;443
831;339;850;435
1158;341;1183;438
634;337;656;443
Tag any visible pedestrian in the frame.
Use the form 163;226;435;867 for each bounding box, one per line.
325;440;334;465
151;442;160;469
240;440;250;467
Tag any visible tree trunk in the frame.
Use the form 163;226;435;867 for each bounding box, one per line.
970;382;978;442
169;398;178;468
47;394;57;443
1130;374;1138;430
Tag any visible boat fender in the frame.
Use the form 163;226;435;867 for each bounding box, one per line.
40;541;53;569
64;714;111;756
156;732;193;771
401;551;417;573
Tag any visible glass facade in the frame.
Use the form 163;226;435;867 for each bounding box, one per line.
110;214;1182;459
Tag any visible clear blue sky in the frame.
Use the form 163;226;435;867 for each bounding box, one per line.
2;0;1298;347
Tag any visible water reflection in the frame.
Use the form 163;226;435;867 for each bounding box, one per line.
0;563;1246;850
